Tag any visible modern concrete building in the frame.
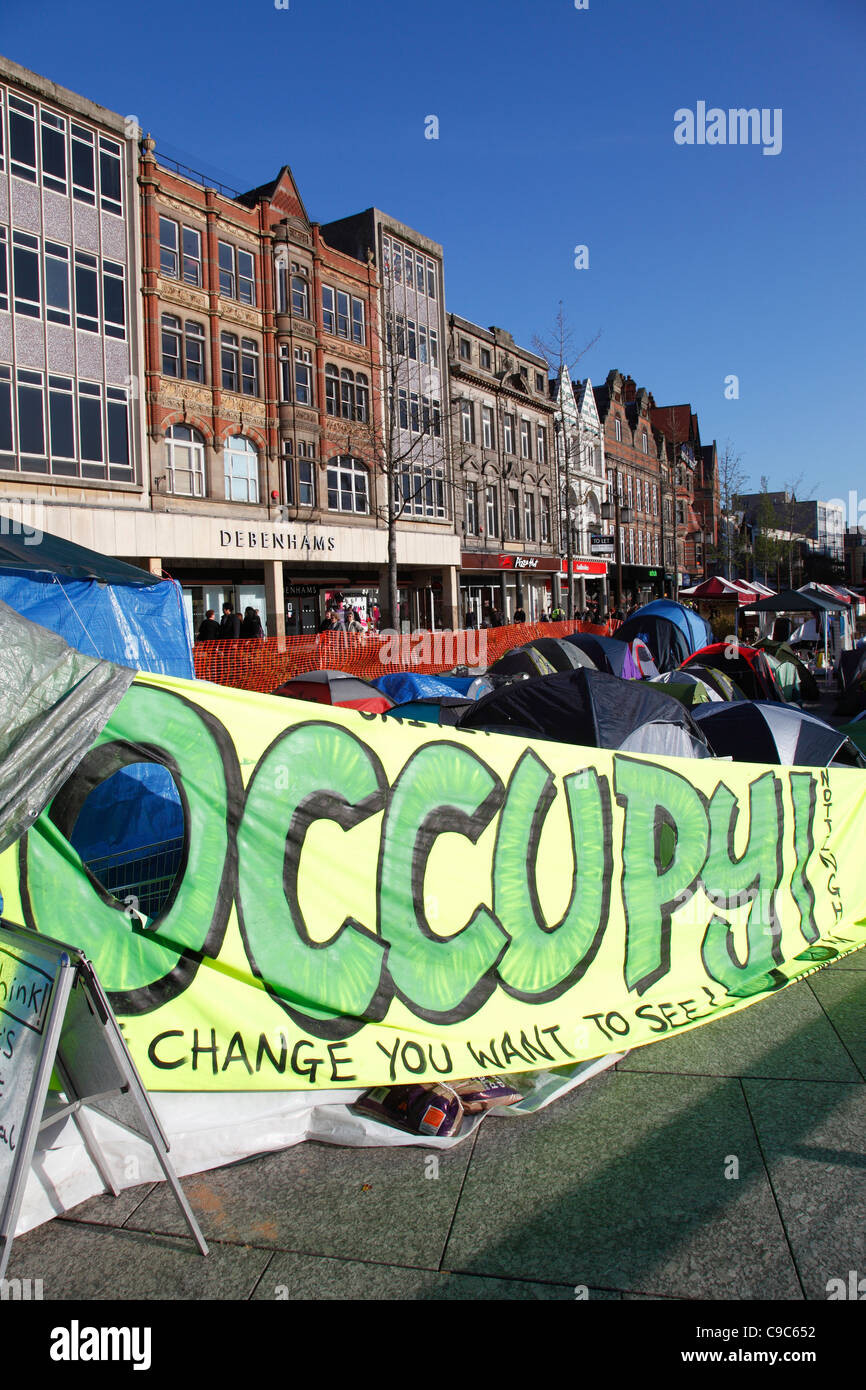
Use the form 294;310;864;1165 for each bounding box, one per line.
321;208;460;628
447;317;558;622
0;55;146;540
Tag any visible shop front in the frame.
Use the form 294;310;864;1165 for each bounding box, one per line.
460;551;561;624
560;558;609;613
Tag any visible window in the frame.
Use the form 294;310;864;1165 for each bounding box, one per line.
221;333;239;391
408;320;417;359
398;388;408;430
426;260;436;298
614;416;622;442
508;488;520;540
459;337;471;361
638;530;644;564
343;369;356;420
71;123;95;204
224;436;259;503
336;291;350;339
465;483;478;536
321;285;335;334
299;443;316;507
480;347;491;370
218;242;255;304
0;228;7;312
635;478;642;513
0;92;4;175
356;373;369;423
652;483;658;516
416;253;425;289
352;297;365;345
241;338;259;396
627;475;633;509
13;231;40;317
0;366;11;456
485;485;499;538
74;250;99;332
503;413;514;454
431;399;441;437
185;321;205;383
520;419;531;460
393;244;402;283
537;425;547;464
540;496;551;544
519;365;528;381
642;431;648;455
410;392;420;433
327;455;369;514
429;330;439;368
48;375;75;462
103;390;132;473
291;268;309;318
536;372;545;393
9;96;37;183
404;252;414;289
159;218;179;278
482;406;493;450
461;400;475;444
179;226;201;286
42;241;69;325
18;369;45;459
166;424;206;497
102;261;125;339
99;137;122;216
294;348;312;405
78;381;102;464
524;491;536;542
41;111;67;194
419;325;429;364
162;315;182;377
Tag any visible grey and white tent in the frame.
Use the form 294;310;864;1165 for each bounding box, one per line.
692;701;866;768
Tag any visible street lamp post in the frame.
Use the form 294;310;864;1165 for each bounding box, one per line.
554;416;575;619
601;475;632;612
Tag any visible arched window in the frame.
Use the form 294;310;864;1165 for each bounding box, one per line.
326;455;368;514
325;364;339;416
224;435;259;504
355;373;369;423
166;424;205;497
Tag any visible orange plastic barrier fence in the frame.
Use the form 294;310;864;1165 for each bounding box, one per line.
193;621;620;693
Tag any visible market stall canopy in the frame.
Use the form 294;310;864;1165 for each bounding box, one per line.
679;576;759;605
693;701;866;769
0;600;134;853
458;667;711;758
741;588;843;613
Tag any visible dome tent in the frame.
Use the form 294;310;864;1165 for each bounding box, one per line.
693;702;866;769
682;643;785;702
457;668;711;758
613;600;712;673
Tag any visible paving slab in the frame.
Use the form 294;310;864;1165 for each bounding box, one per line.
122;1137;475;1269
253;1251;607;1300
829;945;866;971
618;974;861;1082
56;1182;158;1229
442;1071;802;1300
4;1219;273;1300
808;970;866;1079
743;1079;866;1301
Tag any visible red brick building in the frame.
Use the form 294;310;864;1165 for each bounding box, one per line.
593;371;666;607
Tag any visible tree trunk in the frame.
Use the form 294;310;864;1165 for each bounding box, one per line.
387;502;399;630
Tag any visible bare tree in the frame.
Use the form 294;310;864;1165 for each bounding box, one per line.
714;440;750;579
328;285;461;630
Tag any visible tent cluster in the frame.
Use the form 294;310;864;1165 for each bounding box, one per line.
267;598;865;771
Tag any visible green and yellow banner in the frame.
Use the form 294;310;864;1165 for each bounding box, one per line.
1;672;864;1090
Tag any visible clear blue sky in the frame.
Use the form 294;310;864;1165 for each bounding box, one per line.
5;0;865;506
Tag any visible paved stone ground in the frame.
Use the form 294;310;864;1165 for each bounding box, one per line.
7;674;863;1303
7;945;865;1302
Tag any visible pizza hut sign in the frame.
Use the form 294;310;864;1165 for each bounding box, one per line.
498;555;539;570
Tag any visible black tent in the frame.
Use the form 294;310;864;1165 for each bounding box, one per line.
693;702;866;768
457;668;711;757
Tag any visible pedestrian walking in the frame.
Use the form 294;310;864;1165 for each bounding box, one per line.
197;609;221;641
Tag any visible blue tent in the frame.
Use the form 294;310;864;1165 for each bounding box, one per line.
629;600;712;653
0;518;194;679
373;672;490;703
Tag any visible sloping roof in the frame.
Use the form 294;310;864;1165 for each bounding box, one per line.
0;517;162;585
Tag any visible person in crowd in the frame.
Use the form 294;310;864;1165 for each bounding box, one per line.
490;606;504;627
318;608;338;633
241;606;264;638
197;609;221;641
513;605;526;624
550;605;564;621
346;607;364;634
465;609;477;629
219;602;241;638
539;611;549;623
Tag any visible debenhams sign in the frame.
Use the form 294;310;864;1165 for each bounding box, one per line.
219;527;337;553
